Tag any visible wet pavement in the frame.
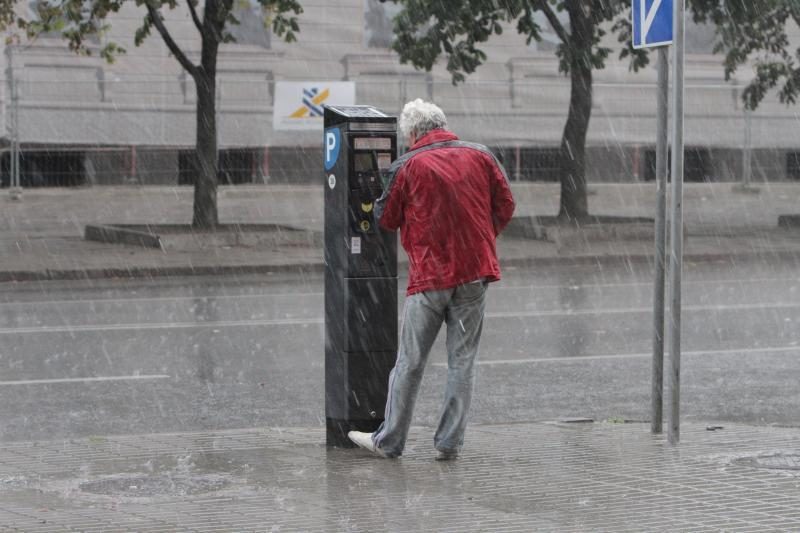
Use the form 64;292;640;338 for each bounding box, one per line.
2;422;800;531
2;185;800;529
1;258;799;443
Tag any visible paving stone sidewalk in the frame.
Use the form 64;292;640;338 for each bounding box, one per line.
1;183;799;281
1;421;800;531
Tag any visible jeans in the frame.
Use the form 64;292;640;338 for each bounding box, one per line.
372;280;487;457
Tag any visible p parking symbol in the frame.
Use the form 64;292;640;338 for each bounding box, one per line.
324;127;341;171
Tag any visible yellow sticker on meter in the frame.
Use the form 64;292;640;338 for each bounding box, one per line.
360;220;371;232
361;202;374;213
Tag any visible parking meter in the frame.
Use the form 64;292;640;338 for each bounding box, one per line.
323;105;398;447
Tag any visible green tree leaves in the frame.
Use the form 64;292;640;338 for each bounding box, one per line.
18;0;302;65
692;0;799;109
386;0;799;110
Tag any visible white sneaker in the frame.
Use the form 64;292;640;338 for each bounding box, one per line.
348;431;391;458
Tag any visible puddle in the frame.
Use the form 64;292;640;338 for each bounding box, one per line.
79;473;231;497
733;452;800;472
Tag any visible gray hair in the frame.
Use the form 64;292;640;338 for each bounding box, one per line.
399;99;448;139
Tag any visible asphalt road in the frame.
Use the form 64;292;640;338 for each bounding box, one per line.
1;257;799;442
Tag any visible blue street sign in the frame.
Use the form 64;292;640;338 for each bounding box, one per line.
633;0;673;49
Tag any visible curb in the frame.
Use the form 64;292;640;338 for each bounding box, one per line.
2;249;799;283
84;224;162;249
83;223;324;251
0;263;326;283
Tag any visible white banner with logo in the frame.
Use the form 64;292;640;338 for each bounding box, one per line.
273;81;356;131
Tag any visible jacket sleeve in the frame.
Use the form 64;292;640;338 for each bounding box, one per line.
376;166;406;231
489;156;515;235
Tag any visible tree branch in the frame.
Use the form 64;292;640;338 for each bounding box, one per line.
187;0;203;34
145;2;198;76
536;0;571;44
222;0;234;16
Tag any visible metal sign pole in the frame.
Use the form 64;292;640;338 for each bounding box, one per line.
667;0;685;445
743;109;753;188
9;82;15;193
651;46;669;434
734;108;758;194
5;46;21;200
13;79;20;193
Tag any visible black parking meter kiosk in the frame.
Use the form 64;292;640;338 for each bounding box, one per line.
323;105;398;447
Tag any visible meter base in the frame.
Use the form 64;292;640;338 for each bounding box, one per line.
326;417;384;448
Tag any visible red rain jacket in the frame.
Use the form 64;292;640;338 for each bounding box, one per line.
377;129;515;295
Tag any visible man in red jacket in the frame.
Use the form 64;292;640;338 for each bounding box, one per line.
348;99;515;459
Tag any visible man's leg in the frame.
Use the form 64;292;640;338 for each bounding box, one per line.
371;290;450;456
434;281;487;454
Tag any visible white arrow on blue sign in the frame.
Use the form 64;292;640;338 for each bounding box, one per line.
632;0;673;49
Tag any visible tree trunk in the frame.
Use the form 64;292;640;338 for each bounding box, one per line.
191;4;221;229
192;69;218;229
557;63;592;221
558;3;594;222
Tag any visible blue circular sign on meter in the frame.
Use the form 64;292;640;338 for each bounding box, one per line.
324;127;341;171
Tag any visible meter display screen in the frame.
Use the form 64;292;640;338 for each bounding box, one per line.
354;152;392;172
354;152;374;172
354;137;392;150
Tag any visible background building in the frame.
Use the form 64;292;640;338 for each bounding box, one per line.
1;0;798;187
